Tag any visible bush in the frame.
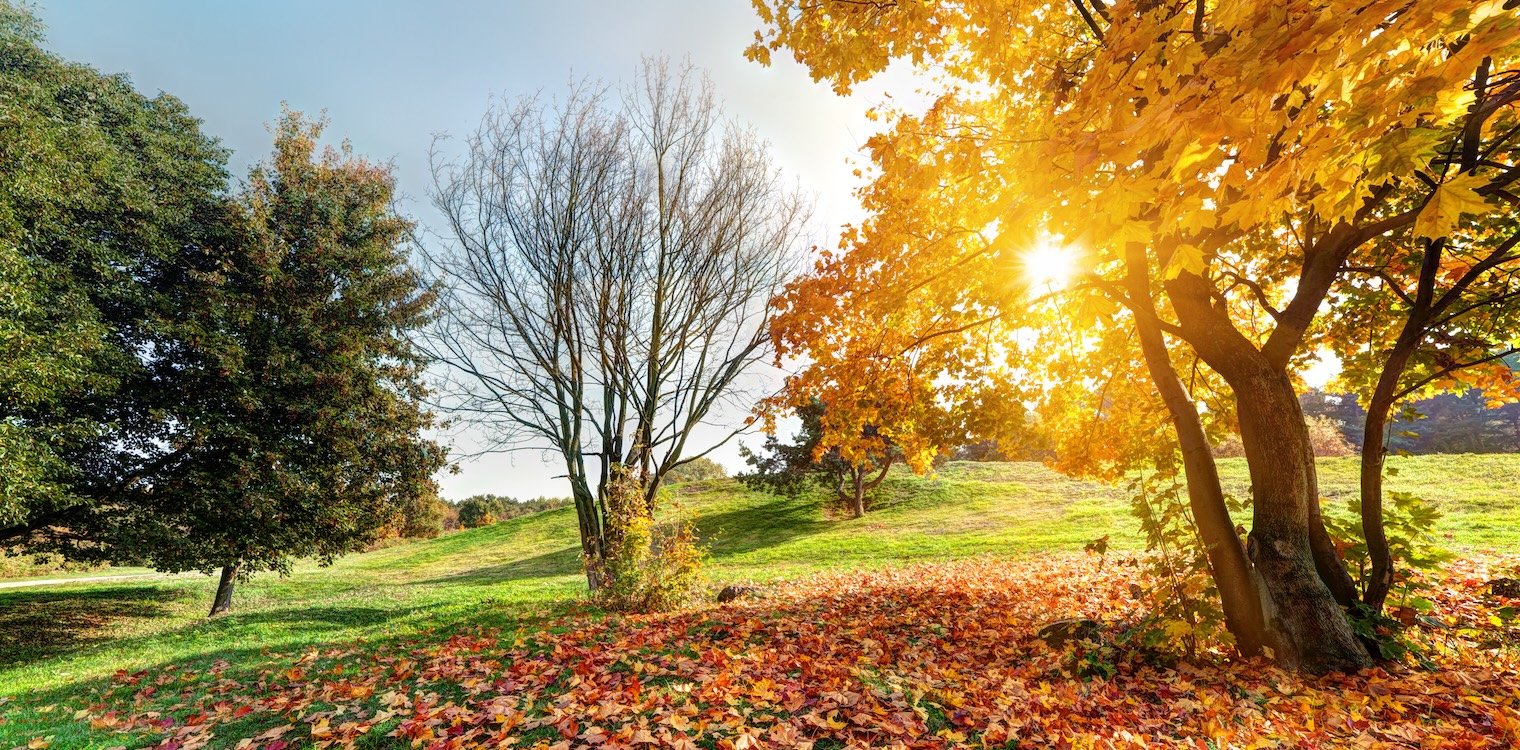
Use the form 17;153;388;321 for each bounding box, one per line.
396;493;448;539
371;492;449;545
1125;469;1227;658
593;468;705;613
1323;489;1453;660
0;550;104;580
1306;415;1355;457
457;497;500;528
1214;415;1353;458
663;457;728;484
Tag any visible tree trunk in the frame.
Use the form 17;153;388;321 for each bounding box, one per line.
1235;369;1372;673
1125;248;1268;656
209;560;240;616
1359;363;1406;615
850;469;866;518
1304;441;1360;608
570;476;606;592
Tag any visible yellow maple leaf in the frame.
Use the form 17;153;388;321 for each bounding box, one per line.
1164;244;1207;280
1414;172;1492;239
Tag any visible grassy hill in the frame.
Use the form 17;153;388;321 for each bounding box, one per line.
2;456;1518;747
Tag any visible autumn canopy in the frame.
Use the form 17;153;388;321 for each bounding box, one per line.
749;0;1520;672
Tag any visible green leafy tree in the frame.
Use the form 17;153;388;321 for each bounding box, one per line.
740;399;898;518
118;113;445;615
0;2;228;551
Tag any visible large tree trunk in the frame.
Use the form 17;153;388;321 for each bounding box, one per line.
1235;369;1372;673
1155;261;1371;672
209;560;240;616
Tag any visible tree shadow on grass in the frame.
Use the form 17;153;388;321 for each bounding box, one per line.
0;585;187;666
419;546;585;585
208;604;409;631
693;494;832;560
0;590;441;672
414;495;836;587
0;598;579;748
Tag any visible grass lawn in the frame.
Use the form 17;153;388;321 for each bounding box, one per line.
1;457;1517;748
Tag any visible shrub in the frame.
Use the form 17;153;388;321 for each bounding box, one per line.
397;493;448;539
663;457;728;484
0;550;104;579
1306;415;1355;457
1323;488;1453;660
371;492;449;545
457;496;503;528
1214;415;1353;458
593;467;705;613
1125;468;1227;658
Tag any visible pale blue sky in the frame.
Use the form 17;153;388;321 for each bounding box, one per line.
33;1;902;500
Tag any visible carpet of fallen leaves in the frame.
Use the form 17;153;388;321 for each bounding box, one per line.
16;555;1520;750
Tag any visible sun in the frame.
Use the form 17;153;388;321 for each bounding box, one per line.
1020;239;1078;292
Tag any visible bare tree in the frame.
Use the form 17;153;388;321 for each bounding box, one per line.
423;60;807;588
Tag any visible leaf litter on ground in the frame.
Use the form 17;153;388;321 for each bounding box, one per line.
13;555;1520;749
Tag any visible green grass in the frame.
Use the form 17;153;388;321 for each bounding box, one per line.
2;456;1517;747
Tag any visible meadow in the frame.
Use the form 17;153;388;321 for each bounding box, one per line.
2;456;1517;748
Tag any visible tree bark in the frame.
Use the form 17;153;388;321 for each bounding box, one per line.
209;560;240;616
1305;445;1360;608
1124;247;1269;656
570;473;607;592
1234;368;1372;672
1359;350;1410;615
849;468;867;518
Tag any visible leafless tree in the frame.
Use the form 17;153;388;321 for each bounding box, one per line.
422;60;807;587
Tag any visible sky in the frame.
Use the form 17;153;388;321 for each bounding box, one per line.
31;1;912;501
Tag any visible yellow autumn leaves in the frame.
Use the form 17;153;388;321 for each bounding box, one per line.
1415;173;1495;239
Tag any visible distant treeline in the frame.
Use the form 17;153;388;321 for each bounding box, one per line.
1301;390;1520;455
448;495;573;529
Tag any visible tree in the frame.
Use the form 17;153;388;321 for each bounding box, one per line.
117;113;445;615
0;2;229;554
749;0;1520;671
424;59;806;589
1327;156;1520;618
740;398;899;517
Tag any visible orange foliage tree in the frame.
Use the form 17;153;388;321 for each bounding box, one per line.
750;0;1520;672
